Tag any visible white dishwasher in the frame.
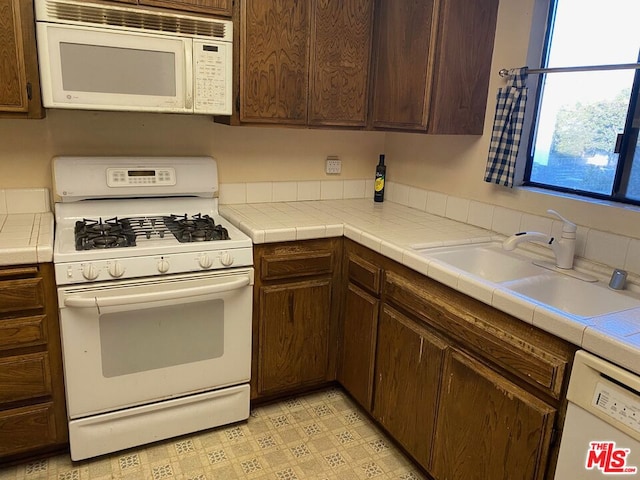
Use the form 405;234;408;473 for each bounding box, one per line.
555;350;640;479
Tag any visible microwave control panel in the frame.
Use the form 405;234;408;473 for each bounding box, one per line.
194;40;231;114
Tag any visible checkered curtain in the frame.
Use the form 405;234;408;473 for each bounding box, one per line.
484;68;528;187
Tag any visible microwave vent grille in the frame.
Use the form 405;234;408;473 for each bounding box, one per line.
45;1;228;38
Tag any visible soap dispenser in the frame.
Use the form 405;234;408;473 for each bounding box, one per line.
374;154;386;202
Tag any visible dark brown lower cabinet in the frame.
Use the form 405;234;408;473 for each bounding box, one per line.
337;239;575;480
337;282;378;410
432;349;556;480
373;305;446;469
257;279;331;395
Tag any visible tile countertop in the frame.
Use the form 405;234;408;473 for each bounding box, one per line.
220;198;640;376
0;189;54;265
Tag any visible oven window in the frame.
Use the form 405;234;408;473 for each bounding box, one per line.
99;299;224;377
59;43;177;96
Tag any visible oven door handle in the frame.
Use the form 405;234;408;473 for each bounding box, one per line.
63;275;251;308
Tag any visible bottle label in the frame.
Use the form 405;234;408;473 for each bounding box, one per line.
375;177;384;192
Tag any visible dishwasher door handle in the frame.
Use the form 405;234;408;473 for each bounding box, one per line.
64;275;250;308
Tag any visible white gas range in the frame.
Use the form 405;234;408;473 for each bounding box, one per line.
52;156;254;461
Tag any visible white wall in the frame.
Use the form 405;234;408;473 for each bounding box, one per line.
1;0;638;238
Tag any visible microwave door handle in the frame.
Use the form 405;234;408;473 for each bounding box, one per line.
185;41;193;110
63;275;250;308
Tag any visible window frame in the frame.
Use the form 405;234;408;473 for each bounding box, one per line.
522;0;640;206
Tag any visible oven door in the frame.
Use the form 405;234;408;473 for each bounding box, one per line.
58;268;253;419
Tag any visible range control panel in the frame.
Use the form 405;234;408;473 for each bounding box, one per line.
593;381;640;434
106;167;176;187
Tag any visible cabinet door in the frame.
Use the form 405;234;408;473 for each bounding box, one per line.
338;283;378;411
369;0;437;131
373;305;447;469
308;0;374;126
140;0;232;16
258;279;331;395
240;0;310;124
427;0;499;134
432;349;556;480
0;0;43;118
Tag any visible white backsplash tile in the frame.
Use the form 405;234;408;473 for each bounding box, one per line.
391;183;410;206
320;180;344;200
5;189;50;214
445;197;470;223
407;187;428;211
246;182;273;203
624;239;640;275
272;182;298;202
467;201;494;230
297;181;321;201
343;180;366;199
426;192;447;216
491;207;522;236
0;191;6;214
520;213;553;235
585;229;631;270
219;183;247;205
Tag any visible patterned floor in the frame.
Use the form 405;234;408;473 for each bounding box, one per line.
0;388;426;480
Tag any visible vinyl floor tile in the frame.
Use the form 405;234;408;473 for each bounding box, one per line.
0;388;426;480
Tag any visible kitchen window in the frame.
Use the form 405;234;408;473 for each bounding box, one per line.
525;0;640;204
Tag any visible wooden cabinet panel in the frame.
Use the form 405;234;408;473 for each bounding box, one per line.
308;0;373;126
373;305;447;469
0;0;27;111
0;278;44;314
384;270;568;400
0;264;67;461
258;279;332;395
432;349;555;480
0;352;52;404
140;0;232;15
370;0;437;130
428;0;499;134
260;250;333;281
337;283;378;410
0;315;47;350
241;0;310;123
0;403;58;456
0;0;43;118
346;252;381;295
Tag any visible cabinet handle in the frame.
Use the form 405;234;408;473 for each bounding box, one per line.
26;82;33;101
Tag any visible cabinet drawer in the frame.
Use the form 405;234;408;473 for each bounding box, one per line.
347;253;381;295
260;250;334;280
384;271;569;399
0;403;57;455
0;315;47;350
0;278;45;313
0;352;52;404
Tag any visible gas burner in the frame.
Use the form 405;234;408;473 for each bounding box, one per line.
75;217;136;250
164;213;229;243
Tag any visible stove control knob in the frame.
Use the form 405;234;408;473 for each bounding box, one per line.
157;258;170;274
108;261;125;278
220;252;234;267
198;254;213;269
82;263;99;281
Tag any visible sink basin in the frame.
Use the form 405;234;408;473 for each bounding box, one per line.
415;243;545;282
504;274;640;318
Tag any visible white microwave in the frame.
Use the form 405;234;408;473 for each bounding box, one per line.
34;0;232;115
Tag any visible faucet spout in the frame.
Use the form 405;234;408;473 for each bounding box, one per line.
502;232;553;251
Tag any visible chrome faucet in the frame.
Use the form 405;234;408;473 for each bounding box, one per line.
502;210;577;269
